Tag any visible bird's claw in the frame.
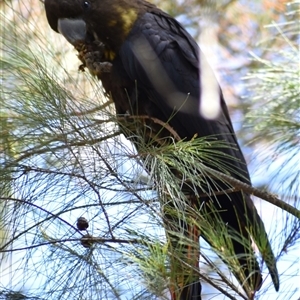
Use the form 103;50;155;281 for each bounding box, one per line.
84;52;112;75
76;42;112;76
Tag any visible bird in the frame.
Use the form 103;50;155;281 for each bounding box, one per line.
44;0;279;299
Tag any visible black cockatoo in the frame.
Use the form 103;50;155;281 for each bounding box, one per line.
44;0;279;299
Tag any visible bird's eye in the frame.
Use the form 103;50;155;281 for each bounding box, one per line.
83;1;91;10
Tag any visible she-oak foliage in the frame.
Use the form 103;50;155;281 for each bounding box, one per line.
0;1;299;300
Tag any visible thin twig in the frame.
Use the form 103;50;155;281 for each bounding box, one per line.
202;165;300;219
117;115;181;141
0;237;141;253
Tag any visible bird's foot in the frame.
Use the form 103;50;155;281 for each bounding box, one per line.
76;42;112;76
84;52;112;75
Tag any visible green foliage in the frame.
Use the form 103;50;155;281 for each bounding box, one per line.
0;1;299;300
245;14;299;146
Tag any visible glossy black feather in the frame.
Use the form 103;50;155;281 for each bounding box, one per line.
111;11;265;292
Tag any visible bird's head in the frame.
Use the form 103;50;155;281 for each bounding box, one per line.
44;0;142;55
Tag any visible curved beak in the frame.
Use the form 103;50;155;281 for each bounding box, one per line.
57;18;87;45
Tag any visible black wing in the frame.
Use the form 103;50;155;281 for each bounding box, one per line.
117;11;279;292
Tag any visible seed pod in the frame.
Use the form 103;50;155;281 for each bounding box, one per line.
76;217;89;231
